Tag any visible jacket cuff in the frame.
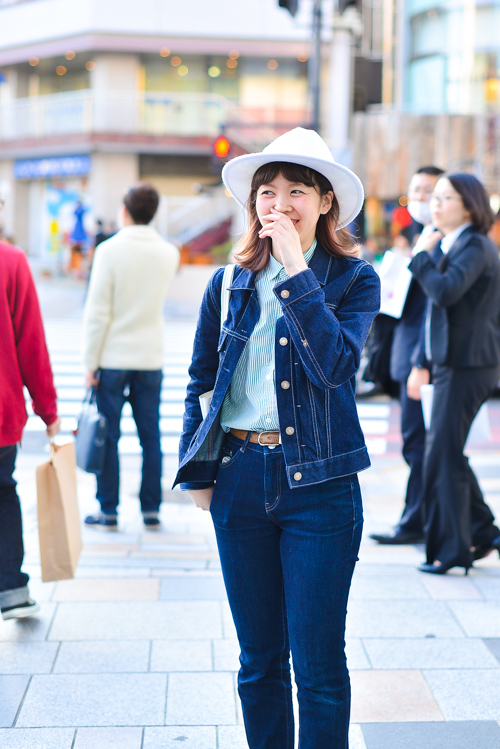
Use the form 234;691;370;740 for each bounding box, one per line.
408;252;434;276
273;268;321;306
179;482;215;491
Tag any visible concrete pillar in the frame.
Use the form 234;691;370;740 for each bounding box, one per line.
0;160;15;242
89;152;139;225
90;54;141;132
326;9;362;166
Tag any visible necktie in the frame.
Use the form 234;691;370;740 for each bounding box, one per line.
424;240;443;362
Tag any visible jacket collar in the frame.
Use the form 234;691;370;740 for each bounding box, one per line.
228;241;331;291
439;226;475;269
308;242;331;286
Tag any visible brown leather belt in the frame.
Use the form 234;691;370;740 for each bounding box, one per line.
230;428;281;445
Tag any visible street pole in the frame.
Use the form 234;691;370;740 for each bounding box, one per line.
309;0;322;132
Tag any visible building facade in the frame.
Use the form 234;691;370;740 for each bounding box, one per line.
0;0;319;260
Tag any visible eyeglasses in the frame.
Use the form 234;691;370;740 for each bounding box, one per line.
430;194;462;205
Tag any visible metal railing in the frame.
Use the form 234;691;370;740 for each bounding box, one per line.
0;89;307;150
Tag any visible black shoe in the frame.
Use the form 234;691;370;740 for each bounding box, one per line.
369;530;425;545
84;512;118;531
1;598;40;620
143;513;161;530
418;561;471;575
472;535;500;561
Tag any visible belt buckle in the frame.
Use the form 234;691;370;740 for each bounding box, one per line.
257;431;281;446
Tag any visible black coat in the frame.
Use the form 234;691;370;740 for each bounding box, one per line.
390;279;428;382
409;227;500;368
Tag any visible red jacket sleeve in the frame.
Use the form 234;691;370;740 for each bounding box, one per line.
10;252;58;426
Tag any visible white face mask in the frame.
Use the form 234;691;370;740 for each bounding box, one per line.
407;200;432;226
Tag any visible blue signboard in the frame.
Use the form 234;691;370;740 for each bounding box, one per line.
14;155;91;180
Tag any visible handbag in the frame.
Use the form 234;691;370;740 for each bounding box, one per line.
378;250;412;319
199;263;235;418
74;388;108;474
36;442;82;582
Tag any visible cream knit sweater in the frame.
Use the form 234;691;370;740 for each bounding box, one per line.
83;224;180;371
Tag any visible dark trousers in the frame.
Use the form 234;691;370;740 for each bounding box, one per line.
211;433;362;749
0;445;29;594
424;364;500;567
95;369;163;516
397;382;426;535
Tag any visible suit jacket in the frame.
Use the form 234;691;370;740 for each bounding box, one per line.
409;227;500;368
390;278;429;382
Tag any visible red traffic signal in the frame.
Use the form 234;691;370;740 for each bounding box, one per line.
213;135;231;158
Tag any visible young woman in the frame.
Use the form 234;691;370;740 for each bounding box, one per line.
407;173;500;574
174;128;380;748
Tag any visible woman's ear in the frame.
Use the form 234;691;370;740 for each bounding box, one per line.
321;191;334;214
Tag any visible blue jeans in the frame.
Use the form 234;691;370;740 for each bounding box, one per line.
0;445;29;600
95;369;163;516
210;433;363;749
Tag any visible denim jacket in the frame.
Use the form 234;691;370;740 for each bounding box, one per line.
174;243;380;490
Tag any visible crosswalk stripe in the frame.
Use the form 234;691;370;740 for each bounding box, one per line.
28;319;391;456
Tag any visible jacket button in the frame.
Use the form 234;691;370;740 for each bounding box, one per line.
285;427;294;435
279;337;288;346
281;381;290;390
281;289;290;299
293;472;302;481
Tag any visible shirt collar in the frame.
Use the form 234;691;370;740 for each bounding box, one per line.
267;238;317;280
441;222;472;254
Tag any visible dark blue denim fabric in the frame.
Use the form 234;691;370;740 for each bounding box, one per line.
211;432;363;749
0;445;29;593
174;244;380;491
95;369;163;515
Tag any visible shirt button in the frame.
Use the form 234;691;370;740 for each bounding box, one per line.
281;289;290;299
293;472;302;481
279;337;288;346
281;381;290;390
285;427;294;435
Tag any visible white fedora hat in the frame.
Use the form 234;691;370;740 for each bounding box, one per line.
222;127;364;228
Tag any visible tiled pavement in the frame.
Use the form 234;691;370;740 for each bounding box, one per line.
2;278;500;748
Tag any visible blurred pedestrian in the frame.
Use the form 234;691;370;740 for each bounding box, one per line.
408;172;500;574
174;128;380;747
0;238;61;620
82;183;179;530
94;219;107;248
371;166;443;546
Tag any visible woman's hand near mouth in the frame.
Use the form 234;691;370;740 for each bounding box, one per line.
259;208;308;276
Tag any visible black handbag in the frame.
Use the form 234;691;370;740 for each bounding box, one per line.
74;389;108;475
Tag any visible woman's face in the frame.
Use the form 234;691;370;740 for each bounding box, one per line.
430;177;471;234
255;172;333;251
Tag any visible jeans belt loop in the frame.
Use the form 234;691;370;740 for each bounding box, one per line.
240;430;252;453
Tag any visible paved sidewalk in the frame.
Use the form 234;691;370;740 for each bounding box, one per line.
1;277;500;748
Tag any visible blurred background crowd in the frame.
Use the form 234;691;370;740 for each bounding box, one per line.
1;0;500;274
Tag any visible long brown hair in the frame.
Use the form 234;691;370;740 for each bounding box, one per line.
233;161;357;271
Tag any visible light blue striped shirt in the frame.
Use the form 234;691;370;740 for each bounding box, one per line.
220;240;317;433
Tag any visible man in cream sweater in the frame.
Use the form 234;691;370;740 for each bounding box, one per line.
82;183;179;530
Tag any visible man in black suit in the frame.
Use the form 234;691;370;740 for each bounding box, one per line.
370;166;444;545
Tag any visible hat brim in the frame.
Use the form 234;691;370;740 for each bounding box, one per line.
222;152;364;229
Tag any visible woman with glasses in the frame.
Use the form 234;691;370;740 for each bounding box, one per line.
407;172;500;574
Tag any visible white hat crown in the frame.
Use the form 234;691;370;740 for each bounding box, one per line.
222;127;364;229
263;127;335;164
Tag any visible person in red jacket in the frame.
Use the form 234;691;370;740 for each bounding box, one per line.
0;239;60;620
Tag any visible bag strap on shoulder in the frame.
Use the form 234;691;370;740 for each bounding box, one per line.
220;263;235;333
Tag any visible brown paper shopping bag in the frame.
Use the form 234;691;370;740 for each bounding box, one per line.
36;442;82;582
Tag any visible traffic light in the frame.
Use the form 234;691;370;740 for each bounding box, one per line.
213;135;231;159
338;0;357;12
279;0;299;17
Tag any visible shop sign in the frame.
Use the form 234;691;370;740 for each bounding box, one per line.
14;155;91;180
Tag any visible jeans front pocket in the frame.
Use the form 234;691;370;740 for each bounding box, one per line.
218;443;244;470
